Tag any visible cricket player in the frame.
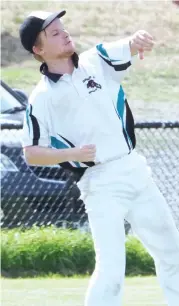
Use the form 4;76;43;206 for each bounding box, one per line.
19;10;179;306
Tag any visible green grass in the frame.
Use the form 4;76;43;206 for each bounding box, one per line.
2;51;179;101
1;66;41;93
1;276;166;306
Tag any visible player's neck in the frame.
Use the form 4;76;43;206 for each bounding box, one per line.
46;56;74;75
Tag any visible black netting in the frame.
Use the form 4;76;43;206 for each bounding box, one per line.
135;122;179;228
1;122;179;231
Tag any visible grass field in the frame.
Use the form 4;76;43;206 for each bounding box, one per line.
1;0;179;104
1;276;167;306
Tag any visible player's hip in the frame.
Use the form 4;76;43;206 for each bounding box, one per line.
77;149;152;197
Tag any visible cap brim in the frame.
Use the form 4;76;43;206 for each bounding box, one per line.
41;10;66;30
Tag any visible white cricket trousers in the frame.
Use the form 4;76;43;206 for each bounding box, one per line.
77;150;179;306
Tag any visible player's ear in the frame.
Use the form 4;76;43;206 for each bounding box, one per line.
32;32;45;56
32;44;44;57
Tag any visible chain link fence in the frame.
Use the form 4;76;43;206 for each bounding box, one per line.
1;121;179;231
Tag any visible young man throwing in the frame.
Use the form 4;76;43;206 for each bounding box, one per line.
19;10;179;306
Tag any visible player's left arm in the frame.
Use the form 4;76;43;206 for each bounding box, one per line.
96;30;154;83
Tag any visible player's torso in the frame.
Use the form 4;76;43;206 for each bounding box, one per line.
44;61;133;163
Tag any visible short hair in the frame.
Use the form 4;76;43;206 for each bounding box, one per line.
33;32;44;62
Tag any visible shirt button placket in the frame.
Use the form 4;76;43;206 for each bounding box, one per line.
72;72;89;99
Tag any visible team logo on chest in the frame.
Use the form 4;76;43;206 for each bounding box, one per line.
83;76;102;94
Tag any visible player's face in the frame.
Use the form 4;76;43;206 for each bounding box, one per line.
39;18;75;60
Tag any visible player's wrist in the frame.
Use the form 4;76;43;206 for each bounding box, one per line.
64;147;83;162
62;147;76;162
129;37;138;57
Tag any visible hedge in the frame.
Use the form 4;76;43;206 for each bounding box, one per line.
1;226;155;277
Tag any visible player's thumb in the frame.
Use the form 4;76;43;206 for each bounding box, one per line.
139;49;144;60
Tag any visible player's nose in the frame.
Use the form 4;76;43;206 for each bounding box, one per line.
63;30;70;38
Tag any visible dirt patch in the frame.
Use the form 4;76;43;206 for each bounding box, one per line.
130;100;179;121
1;31;30;67
1;1;179;67
1;1;178;114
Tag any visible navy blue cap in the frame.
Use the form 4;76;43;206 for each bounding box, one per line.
19;10;66;53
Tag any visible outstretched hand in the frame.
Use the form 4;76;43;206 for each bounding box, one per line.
130;30;155;60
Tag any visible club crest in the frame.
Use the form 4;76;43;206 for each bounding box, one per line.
83;76;102;94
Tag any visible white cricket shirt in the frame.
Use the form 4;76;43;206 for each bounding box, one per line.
22;39;136;178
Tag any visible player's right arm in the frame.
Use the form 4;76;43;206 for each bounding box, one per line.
22;93;96;166
24;144;96;166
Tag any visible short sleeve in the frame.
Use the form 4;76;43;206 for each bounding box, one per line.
21;95;50;148
96;39;133;83
81;39;135;84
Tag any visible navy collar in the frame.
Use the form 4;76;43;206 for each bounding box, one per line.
40;52;79;83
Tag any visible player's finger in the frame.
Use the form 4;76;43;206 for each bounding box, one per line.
143;32;154;40
82;144;96;150
133;42;146;52
84;148;96;155
142;46;153;51
87;153;96;160
137;35;154;47
139;30;154;40
135;42;153;52
89;146;96;152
